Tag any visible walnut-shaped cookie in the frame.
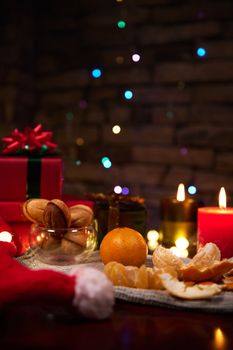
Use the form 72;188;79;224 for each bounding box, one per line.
23;198;49;224
43;199;71;236
70;204;93;228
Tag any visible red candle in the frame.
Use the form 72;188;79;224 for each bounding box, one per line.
197;187;233;259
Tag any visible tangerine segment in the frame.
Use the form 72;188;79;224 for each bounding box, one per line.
135;265;149;289
189;242;221;269
104;261;130;287
152;245;184;273
147;267;164;289
100;227;148;267
104;261;164;290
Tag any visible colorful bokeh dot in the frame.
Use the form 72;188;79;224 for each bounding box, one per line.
197;47;206;57
188;185;197;195
101;156;112;168
132;53;140;62
124;90;133;100
114;185;122;194
91;68;102;78
122;187;129;195
112;125;121;134
117;20;126;29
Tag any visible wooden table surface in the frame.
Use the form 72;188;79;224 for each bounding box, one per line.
1;300;233;350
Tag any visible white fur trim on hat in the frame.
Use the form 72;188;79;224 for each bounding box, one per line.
70;266;115;319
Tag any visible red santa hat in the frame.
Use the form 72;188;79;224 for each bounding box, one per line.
0;217;114;319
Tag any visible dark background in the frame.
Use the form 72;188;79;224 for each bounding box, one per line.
1;0;233;230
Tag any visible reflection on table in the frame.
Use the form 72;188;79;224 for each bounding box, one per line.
1;301;233;350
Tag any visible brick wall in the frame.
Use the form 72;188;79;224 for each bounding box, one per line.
1;0;233;230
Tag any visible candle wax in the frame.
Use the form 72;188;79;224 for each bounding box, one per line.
198;207;233;259
160;197;200;256
160;197;199;222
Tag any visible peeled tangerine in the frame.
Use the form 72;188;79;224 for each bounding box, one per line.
152;245;184;276
179;242;233;283
190;242;221;269
104;261;163;290
152;243;233;283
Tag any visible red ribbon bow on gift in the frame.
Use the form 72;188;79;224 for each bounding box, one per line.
1;124;58;154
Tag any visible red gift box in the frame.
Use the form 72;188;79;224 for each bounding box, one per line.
0;156;63;201
0;197;94;256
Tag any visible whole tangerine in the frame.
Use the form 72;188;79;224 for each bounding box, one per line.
100;227;148;267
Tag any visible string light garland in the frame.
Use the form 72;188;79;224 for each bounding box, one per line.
57;1;215;242
58;1;210;244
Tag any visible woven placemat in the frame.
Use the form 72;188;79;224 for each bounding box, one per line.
17;250;233;313
114;286;233;313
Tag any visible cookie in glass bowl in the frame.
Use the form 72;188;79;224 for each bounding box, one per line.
23;198;97;264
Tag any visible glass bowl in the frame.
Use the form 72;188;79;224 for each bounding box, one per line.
29;224;98;265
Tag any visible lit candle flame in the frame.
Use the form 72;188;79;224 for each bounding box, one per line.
219;187;227;209
177;183;185;201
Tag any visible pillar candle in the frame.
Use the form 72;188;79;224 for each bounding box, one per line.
198;187;233;259
160;184;200;256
